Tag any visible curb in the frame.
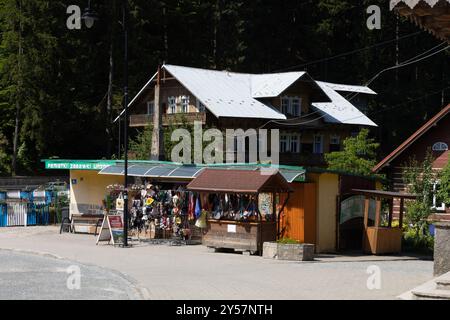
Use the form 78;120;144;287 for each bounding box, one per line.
0;247;151;300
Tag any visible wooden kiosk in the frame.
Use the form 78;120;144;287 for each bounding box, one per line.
352;189;417;255
187;169;293;255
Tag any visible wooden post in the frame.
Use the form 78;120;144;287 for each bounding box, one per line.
388;198;394;228
375;198;381;228
151;66;163;160
399;198;404;229
363;197;370;229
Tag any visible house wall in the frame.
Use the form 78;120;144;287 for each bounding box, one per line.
69;170;123;216
309;173;340;253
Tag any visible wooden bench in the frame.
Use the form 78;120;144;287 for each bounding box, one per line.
61;214;104;236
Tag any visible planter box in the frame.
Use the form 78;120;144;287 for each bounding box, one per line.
263;242;315;261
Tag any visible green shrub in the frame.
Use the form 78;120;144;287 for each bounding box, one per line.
277;238;300;244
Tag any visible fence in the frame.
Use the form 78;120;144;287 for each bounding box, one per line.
0;191;53;228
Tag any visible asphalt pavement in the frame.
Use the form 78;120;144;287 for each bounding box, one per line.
0;250;143;300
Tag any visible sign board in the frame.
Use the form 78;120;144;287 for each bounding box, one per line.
96;215;125;246
227;224;237;233
45;160;116;171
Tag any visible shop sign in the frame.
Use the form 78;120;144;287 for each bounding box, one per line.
45;160;115;171
96;215;125;246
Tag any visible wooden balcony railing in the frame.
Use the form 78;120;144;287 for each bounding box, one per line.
129;113;207;127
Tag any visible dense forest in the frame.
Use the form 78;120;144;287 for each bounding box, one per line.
0;0;448;175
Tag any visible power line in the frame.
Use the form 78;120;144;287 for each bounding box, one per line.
346;44;450;101
274;31;423;72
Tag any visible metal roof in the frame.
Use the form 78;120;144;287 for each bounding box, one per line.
164;65;287;120
251;72;307;98
313;81;378;127
98;162;306;183
320;81;377;95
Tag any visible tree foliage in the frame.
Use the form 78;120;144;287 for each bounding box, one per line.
438;159;450;206
403;152;436;237
325;129;379;175
0;1;448;174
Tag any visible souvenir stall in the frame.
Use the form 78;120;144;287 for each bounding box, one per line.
104;182;202;242
187;169;293;255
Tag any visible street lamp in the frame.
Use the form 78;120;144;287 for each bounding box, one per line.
81;0;98;29
82;0;130;247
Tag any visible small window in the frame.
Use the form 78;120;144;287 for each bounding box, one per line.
181;96;190;113
197;100;206;113
330;135;340;145
168;96;177;114
290;135;300;153
432;142;448;152
280;135;289;153
291;98;302;117
314;135;323;154
147;101;155;115
281;97;290;115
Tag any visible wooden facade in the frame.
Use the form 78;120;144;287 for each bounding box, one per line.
374;104;450;218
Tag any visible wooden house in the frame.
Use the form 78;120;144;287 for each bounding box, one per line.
373;104;450;219
122;64;378;167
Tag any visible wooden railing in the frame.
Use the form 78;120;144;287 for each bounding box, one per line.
129;113;207;127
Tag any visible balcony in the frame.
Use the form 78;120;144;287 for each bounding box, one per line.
129;113;207;128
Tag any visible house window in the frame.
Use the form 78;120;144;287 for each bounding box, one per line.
181;96;190;113
314;135;323;154
281;97;290;115
280;134;301;153
280;135;289;153
197;100;206;113
281;96;302;117
432;142;448;152
168;96;177;114
147;101;155;116
290;135;300;153
291;98;302;117
330;135;341;152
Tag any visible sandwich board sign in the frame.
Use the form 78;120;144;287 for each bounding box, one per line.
96;215;125;246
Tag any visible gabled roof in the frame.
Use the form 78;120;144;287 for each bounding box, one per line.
312;81;378;127
186;169;293;194
163;64;286;120
122;64;378;126
373;103;450;172
251;72;307;98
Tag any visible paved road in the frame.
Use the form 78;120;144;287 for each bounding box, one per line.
0;250;142;300
0;227;434;300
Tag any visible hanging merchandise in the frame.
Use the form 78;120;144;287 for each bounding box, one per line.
195;209;208;229
116;193;125;211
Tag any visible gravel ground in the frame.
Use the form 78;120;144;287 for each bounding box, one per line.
0;250;143;300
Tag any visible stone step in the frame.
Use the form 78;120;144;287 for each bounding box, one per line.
436;279;450;291
412;289;450;300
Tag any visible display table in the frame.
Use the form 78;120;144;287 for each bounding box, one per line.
204;220;277;254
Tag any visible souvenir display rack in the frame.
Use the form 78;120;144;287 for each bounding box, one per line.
187;169;293;255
